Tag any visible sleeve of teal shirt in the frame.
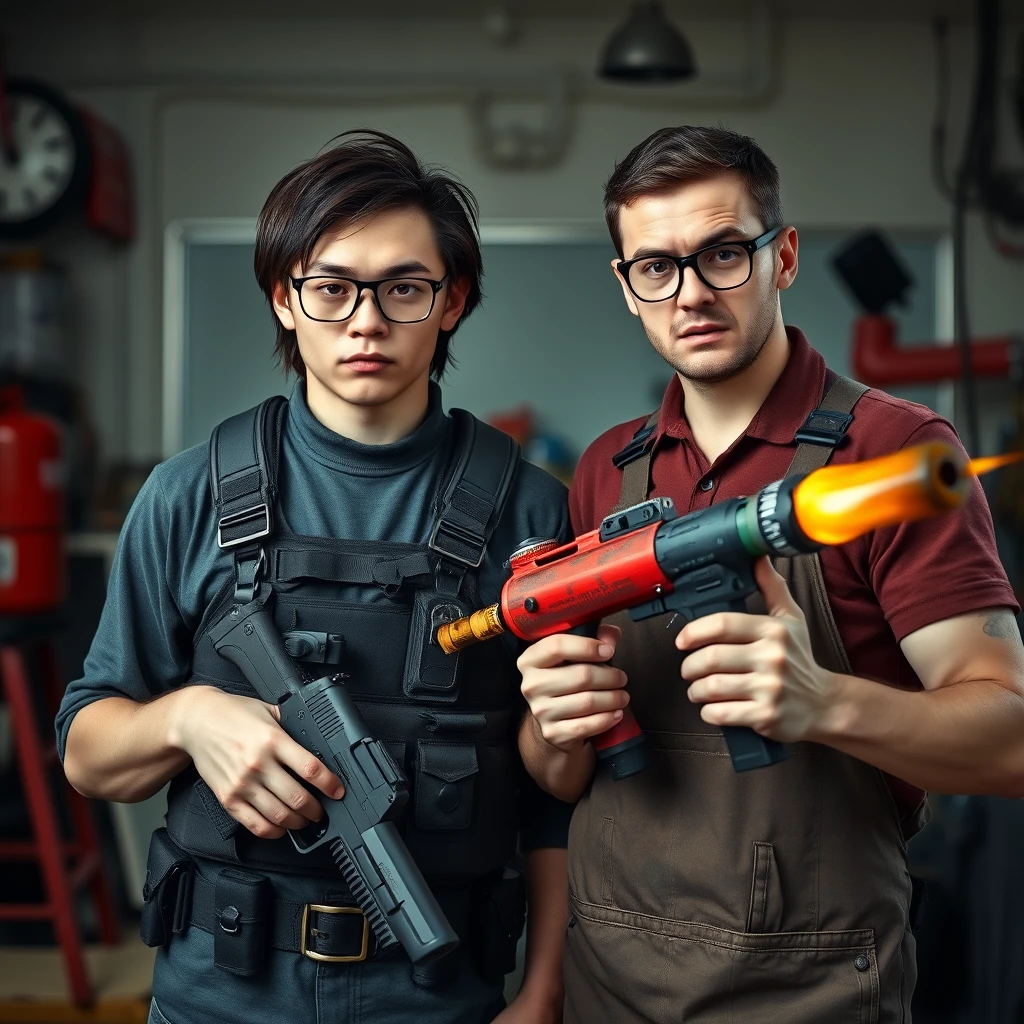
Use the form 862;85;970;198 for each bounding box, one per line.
54;462;195;761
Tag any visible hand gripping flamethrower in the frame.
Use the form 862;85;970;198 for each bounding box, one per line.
437;442;1020;779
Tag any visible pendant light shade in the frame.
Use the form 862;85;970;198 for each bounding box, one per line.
599;1;697;83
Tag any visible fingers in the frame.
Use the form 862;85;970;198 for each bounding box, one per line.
518;627;629;753
245;781;317;834
278;738;346;801
699;698;779;733
517;630;621;672
259;761;328;824
681;639;787;682
676;612;791;652
535;709;626;751
523;661;628;701
223;798;287;841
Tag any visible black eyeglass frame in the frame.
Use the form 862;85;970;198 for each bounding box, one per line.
616;225;784;301
289;274;449;324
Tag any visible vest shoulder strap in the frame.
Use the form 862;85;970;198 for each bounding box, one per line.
783;372;868;477
428;409;521;571
611;410;661;514
209;395;288;550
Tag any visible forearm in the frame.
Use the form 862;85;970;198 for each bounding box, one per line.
63;690;195;802
519;714;595;803
518;847;568;1009
816;673;1024;797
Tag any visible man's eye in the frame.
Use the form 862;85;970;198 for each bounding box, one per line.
641;260;674;277
711;248;741;264
387;280;428;298
316;281;351;298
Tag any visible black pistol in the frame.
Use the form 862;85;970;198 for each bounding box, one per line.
210;599;459;967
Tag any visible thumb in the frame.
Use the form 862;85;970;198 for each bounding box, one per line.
264;701;282;723
753;556;802;619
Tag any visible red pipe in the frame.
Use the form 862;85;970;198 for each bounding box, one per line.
851;314;1016;387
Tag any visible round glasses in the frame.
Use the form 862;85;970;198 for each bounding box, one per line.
617;226;783;303
290;274;448;324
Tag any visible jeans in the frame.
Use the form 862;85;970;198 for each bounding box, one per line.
148;923;506;1024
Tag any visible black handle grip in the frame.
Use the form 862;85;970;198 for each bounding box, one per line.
721;727;789;772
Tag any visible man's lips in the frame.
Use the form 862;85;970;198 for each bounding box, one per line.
678;323;728;339
343;353;393;364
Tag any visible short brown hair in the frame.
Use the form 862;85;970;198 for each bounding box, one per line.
604;126;782;257
254;129;482;379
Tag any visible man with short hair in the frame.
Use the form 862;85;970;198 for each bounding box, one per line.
58;131;569;1024
516;125;1024;1022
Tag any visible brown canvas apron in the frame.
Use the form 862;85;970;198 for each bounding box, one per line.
564;377;918;1024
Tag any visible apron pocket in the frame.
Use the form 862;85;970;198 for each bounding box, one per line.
746;840;784;933
566;895;880;1024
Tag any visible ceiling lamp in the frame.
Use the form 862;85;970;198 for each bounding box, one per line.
598;1;697;83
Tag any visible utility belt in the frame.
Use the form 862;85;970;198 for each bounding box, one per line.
140;828;525;986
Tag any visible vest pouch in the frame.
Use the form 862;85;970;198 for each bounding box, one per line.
415;740;479;830
140;827;193;948
213;867;272;977
404;590;469;702
472;867;527;984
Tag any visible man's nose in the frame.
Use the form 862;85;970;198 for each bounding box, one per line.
348;288;388;335
676;266;716;310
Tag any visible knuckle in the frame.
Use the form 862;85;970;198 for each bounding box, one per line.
299;758;322;782
573;664;594;689
568;719;590;744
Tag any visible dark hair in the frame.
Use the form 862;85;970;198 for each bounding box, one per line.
604;126;782;257
254;129;482;379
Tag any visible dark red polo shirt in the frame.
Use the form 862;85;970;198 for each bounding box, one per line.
570;326;1019;821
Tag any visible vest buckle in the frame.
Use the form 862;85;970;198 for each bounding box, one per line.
218;502;271;549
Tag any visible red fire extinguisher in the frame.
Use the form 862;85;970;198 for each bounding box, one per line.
0;386;66;613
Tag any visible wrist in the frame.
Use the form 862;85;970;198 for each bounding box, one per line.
515;971;564;1011
812;671;858;743
164;684;211;754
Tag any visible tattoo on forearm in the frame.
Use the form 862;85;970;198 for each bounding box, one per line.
982;611;1023;644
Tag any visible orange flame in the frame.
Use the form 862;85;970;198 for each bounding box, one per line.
966;451;1024;476
793;441;971;546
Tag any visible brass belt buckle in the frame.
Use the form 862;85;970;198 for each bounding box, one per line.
300;904;369;963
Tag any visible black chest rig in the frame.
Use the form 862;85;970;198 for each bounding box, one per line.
165;396;524;883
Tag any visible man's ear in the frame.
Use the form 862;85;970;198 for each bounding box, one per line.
272;279;297;331
775;227;799;292
440;276;470;332
611;259;640;317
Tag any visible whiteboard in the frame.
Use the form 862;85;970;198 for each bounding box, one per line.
163;220;946;459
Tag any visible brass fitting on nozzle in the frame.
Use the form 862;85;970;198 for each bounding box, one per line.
436;603;505;654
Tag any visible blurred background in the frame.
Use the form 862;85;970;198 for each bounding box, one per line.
0;0;1023;1019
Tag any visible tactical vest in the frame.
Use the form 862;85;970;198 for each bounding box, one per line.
163;397;526;884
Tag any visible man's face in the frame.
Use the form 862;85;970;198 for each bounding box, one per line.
613;172;797;386
272;207;467;411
